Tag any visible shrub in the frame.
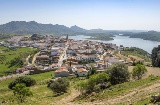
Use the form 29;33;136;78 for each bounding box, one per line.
48;78;69;94
77;73;110;94
13;83;33;103
148;74;157;80
132;64;147;80
106;63;130;85
8;76;36;89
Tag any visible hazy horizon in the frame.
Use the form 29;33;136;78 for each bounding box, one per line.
1;0;160;31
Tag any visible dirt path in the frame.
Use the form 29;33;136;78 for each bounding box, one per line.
51;89;80;105
95;80;160;105
52;80;160;105
32;52;40;67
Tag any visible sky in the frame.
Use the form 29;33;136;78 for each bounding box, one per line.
0;0;160;31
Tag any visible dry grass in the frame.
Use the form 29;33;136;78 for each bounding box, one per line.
128;66;160;78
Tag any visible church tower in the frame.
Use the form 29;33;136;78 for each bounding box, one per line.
66;34;68;40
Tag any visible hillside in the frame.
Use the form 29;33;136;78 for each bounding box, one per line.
0;21;75;35
0;21;148;36
0;46;36;75
123;31;160;42
70;25;86;32
0;70;160;105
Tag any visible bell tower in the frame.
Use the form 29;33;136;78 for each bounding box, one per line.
66;34;68;41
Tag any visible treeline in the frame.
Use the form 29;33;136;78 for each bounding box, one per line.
83;32;114;41
0;34;13;41
123;31;160;42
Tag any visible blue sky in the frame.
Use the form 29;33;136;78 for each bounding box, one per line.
0;0;160;30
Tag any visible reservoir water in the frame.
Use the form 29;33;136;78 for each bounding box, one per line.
69;35;160;54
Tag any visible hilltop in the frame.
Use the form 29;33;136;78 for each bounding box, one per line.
0;21;74;35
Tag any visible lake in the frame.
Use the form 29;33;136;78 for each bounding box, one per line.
68;35;160;54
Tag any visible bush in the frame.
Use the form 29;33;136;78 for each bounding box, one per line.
106;63;130;85
48;78;69;94
77;73;110;94
8;76;36;89
13;83;33;103
148;74;157;80
132;64;147;80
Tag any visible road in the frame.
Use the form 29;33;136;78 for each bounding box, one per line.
26;55;31;66
58;42;68;67
0;71;30;81
32;52;40;67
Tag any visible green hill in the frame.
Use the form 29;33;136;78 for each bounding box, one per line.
123;31;160;42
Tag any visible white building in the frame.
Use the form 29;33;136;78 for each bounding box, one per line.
51;47;60;56
77;68;88;77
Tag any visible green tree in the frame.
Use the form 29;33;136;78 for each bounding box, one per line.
132;64;147;80
48;78;69;95
77;73;110;94
106;63;130;85
12;83;33;103
88;63;97;76
8;76;36;89
7;57;24;68
63;60;66;64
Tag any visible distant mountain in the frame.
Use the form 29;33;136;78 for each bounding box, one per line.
88;29;108;33
70;25;86;32
0;21;149;36
0;21;74;35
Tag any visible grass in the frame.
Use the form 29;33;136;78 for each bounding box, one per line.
0;71;72;105
121;50;151;62
75;76;160;102
1;70;160;105
0;46;36;74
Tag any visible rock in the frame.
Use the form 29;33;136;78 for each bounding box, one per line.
90;98;95;102
151;45;160;67
150;95;160;103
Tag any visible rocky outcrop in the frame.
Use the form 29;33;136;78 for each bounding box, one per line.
151;45;160;67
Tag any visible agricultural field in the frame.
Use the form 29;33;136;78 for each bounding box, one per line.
0;46;36;75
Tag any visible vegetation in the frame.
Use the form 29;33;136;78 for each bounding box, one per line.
12;83;33;103
123;31;160;42
121;47;151;62
0;69;160;104
0;21;74;35
132;64;147;80
87;35;114;41
151;45;160;67
76;76;160;103
0;71;64;105
77;73;110;94
48;78;69;95
8;76;36;89
6;57;24;68
106;63;130;85
29;49;39;63
0;46;36;75
87;63;97;77
0;34;13;41
30;34;44;40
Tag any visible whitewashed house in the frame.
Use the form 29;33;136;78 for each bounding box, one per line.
77;68;88;77
51;47;60;56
